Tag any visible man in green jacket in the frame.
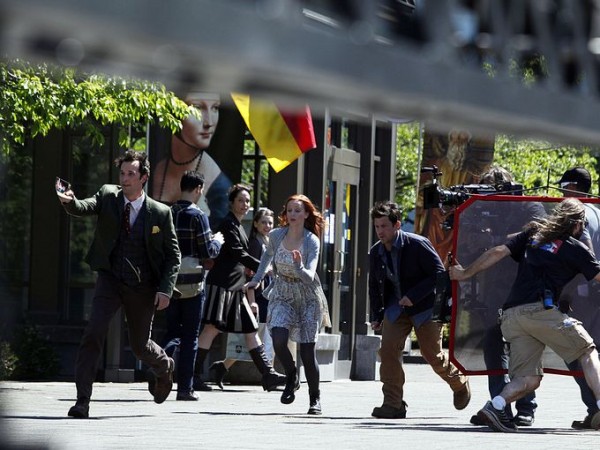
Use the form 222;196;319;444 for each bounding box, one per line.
57;150;181;418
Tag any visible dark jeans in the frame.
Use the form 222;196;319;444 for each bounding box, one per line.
74;273;169;400
162;292;204;393
567;358;600;416
483;323;537;418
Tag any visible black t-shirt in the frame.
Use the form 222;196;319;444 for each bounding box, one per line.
503;228;600;309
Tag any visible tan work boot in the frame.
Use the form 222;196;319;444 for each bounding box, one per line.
453;379;471;410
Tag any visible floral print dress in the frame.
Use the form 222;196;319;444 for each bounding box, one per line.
266;244;327;343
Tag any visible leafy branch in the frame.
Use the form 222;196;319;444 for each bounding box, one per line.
0;59;192;154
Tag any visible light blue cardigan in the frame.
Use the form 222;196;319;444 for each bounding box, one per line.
252;226;331;329
251;226;321;286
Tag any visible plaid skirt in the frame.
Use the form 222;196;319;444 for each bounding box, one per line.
202;284;259;333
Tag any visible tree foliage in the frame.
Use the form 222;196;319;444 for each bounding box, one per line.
395;126;600;223
0;59;192;154
493;135;600;196
10;321;60;380
395;122;421;215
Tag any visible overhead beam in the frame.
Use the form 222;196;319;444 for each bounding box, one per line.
1;0;600;145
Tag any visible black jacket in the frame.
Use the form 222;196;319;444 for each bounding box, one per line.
206;211;260;291
368;230;444;323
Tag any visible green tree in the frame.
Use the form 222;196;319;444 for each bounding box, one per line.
395;128;600;223
11;322;60;380
0;59;192;154
395;122;421;216
493;135;600;195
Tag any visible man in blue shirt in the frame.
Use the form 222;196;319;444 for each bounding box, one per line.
368;201;471;419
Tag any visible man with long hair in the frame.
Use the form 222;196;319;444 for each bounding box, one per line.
451;198;600;432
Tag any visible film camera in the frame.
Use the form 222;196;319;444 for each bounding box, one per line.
421;165;523;210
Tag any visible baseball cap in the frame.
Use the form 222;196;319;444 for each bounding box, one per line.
558;167;591;193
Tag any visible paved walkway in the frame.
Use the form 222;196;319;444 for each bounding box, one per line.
1;364;597;449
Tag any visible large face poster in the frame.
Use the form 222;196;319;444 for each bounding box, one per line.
148;92;246;229
414;129;495;261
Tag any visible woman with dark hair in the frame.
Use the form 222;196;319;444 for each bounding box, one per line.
193;184;284;392
247;194;331;415
208;207;276;388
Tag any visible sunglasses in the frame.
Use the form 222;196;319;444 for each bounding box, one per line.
560;181;577;188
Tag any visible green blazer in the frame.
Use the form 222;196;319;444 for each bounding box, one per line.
63;184;181;297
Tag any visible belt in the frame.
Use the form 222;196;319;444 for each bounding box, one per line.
177;272;204;284
278;273;301;283
501;302;549;319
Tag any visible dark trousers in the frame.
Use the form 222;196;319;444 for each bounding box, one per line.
162;292;204;393
483;323;537;418
74;272;169;400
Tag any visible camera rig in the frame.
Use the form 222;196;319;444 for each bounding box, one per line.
421;165;523;210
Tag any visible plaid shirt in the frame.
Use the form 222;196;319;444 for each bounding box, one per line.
171;200;221;259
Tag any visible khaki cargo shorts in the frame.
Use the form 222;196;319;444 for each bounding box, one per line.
500;302;595;378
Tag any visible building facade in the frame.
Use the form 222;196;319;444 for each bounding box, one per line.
0;105;397;382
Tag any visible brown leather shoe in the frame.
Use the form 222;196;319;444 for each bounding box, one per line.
153;357;174;404
371;402;407;419
453;380;471;410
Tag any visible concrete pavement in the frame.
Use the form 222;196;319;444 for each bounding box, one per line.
1;363;598;449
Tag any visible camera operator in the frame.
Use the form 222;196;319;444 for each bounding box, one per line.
558;167;600;429
450;198;600;433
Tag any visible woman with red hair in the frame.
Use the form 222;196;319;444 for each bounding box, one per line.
247;194;330;415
